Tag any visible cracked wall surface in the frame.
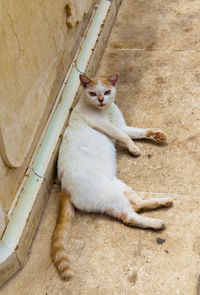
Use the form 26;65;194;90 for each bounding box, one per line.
0;0;95;231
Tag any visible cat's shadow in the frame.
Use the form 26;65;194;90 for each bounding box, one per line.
116;139;168;157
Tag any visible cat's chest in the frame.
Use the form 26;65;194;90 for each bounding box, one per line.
81;105;115;126
88;108;111;122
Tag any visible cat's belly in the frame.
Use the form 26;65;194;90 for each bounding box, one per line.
58;125;119;211
58;125;117;180
58;128;119;211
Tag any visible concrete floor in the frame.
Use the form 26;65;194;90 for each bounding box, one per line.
1;0;200;294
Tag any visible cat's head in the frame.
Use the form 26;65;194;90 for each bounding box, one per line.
79;73;119;109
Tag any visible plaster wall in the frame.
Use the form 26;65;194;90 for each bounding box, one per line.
0;0;94;233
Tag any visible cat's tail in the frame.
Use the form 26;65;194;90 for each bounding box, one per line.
51;191;75;280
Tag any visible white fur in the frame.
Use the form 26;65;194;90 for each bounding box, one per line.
58;77;171;230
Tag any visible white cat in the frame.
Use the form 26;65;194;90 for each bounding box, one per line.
51;73;172;280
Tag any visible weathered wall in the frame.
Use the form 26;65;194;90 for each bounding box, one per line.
0;0;94;222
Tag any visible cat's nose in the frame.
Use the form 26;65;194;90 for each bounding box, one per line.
98;97;104;103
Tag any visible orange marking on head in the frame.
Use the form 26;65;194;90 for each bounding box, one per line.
87;77;112;90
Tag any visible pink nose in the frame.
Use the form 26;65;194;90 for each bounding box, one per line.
98;98;104;103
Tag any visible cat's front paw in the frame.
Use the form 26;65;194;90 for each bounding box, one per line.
146;129;167;144
128;144;141;157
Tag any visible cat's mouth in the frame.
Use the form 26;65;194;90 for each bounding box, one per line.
98;103;105;108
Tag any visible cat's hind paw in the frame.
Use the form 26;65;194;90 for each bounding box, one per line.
150;219;165;230
160;197;173;207
146;129;167;144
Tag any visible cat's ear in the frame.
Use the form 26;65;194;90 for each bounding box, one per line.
108;73;119;87
79;74;91;88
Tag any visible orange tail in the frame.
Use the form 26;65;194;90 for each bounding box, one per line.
51;191;74;280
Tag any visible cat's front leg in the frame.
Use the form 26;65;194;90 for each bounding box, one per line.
123;126;166;144
90;119;141;156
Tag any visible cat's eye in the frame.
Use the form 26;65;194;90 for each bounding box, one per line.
104;90;111;95
89;91;96;97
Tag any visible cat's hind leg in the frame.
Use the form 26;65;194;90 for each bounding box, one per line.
104;194;165;230
124;190;173;212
